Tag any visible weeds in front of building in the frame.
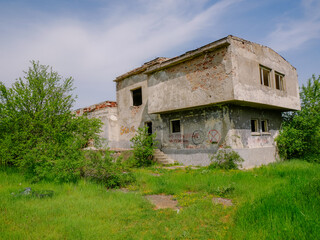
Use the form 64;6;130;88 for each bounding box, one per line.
1;160;319;239
209;146;244;170
129;126;157;167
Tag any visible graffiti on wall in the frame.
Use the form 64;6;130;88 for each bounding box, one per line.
169;129;221;146
120;126;135;135
208;129;221;143
169;134;189;143
191;130;205;145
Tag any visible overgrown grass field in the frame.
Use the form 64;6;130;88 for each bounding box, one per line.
1;160;319;239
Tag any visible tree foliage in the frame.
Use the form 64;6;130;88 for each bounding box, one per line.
276;74;320;162
130;126;157;167
0;61;102;182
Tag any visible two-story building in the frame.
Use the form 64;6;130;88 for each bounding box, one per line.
78;35;301;168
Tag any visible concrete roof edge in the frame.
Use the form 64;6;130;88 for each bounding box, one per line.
114;35;232;82
144;36;231;74
114;57;170;82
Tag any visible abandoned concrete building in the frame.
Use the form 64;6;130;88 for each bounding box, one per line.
77;35;301;168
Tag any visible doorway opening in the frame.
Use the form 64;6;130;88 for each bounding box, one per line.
145;122;152;135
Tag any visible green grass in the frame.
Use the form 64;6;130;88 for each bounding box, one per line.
1;160;320;239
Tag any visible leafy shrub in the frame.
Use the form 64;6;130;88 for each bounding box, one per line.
82;150;135;188
130;126;157;167
209;147;244;170
0;61;102;182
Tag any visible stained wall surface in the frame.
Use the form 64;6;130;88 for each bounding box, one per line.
75;101;119;148
116;73;152;148
230;37;300;110
111;35;300;167
155;105;281;167
148;46;234;113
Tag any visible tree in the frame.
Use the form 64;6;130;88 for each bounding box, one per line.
0;61;102;182
276;74;320;162
130;126;157;167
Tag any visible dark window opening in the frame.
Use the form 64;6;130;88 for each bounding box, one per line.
261;120;268;132
260;66;271;87
132;88;142;106
275;73;284;90
251;119;258;132
171;120;181;133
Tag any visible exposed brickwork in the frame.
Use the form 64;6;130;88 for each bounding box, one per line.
162;47;229;92
75;101;117;116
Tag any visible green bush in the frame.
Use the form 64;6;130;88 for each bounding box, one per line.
0;61;102;182
209;147;244;170
130;126;157;167
82;150;135;188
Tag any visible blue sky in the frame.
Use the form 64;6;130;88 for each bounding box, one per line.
0;0;319;109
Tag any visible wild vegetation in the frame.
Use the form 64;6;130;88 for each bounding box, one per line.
276;74;320;162
129;126;157;167
209;147;244;170
82;150;135;188
1;160;319;239
0;61;132;186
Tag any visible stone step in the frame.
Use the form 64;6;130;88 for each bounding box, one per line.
156;159;174;165
153;158;173;165
154;157;169;161
153;149;175;165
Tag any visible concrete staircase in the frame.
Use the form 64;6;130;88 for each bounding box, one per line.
153;149;175;165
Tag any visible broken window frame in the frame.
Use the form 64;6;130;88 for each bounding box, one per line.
261;119;269;133
251;119;259;134
275;72;285;91
170;119;181;133
260;65;272;87
131;87;142;106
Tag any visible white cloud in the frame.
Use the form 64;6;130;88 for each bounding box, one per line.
0;0;241;108
266;0;320;52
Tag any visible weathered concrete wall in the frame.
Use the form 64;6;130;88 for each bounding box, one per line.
146;36;300;114
156;105;281;167
75;101;119;148
116;73;150;148
230;37;300;110
148;46;234;113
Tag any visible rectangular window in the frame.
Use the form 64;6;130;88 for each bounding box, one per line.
260;66;271;87
275;72;284;90
261;120;268;133
251;119;259;133
170;119;181;133
131;88;142;106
